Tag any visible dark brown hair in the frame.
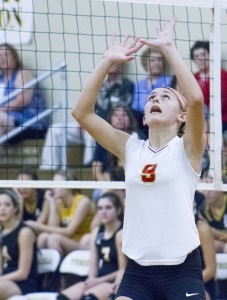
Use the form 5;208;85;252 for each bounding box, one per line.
0;43;21;70
140;48;165;72
109;104;139;134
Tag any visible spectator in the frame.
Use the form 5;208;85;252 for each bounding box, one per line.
91;105;139;203
26;170;94;256
39;63;134;170
0;189;37;298
132;47;175;138
0;43;48;139
194;196;216;300
56;192;123;300
16;167;48;223
40;122;95;169
190;41;227;133
95;63;134;120
199;177;227;253
92;105;140;183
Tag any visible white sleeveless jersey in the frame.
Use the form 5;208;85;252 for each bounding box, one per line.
123;135;200;266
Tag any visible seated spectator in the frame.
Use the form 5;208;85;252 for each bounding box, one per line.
0;189;37;298
92;105;140;181
56;192;123;300
26;170;95;256
132;47;175;138
39;63;134;170
198;177;227;253
92;105;139;202
95;63;134;120
0;43;48;139
194;196;216;300
190;41;227;135
16;167;48;222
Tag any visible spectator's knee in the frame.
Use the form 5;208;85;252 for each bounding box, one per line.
47;233;63;245
37;232;50;248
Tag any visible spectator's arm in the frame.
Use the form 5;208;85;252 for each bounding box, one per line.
2;69;34;111
26;196;91;238
90;213;101;231
36;197;50;224
87;227;99;278
92;161;110;181
111;230;127;294
197;220;216;282
211;227;227;240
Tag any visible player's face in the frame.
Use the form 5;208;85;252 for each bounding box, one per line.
17;174;36;201
143;88;182;127
0;194;17;223
97;197;119;224
148;51;164;76
111;108;130;130
193;48;209;73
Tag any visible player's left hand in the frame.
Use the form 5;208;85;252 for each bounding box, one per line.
140;17;177;51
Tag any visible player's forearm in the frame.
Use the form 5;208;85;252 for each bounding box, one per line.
72;58;113;122
163;45;204;106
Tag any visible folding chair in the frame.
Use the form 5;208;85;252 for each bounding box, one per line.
7;297;27;300
37;248;61;292
216;253;227;299
25;293;58;300
59;250;91;289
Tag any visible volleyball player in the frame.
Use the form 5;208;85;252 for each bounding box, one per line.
72;18;206;299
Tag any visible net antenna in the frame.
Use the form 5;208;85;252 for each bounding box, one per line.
0;0;226;192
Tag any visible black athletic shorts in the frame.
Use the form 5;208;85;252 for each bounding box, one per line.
115;248;205;300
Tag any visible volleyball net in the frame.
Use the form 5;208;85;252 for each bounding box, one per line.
0;0;226;191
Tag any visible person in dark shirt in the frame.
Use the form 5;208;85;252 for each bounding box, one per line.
0;189;37;298
16;167;48;223
56;192;124;300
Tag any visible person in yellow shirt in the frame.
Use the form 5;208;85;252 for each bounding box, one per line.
26;170;94;256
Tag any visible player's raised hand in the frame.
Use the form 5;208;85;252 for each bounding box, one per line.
103;34;143;64
140;17;177;51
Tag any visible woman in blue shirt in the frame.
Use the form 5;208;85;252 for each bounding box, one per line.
0;43;48;139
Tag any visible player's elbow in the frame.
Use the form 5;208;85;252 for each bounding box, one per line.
71;106;81;123
190;89;204;107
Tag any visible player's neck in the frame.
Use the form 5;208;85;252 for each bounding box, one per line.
148;128;177;150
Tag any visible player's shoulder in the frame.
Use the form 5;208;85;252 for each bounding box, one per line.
126;134;145;149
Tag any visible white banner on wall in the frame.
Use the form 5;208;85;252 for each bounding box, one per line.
0;0;33;45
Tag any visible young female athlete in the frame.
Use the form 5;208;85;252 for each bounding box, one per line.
0;189;37;299
72;18;206;300
57;192;123;300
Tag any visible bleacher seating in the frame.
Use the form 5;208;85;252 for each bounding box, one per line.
0;140;92;181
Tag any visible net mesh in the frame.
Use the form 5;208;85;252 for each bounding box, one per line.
0;0;226;191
